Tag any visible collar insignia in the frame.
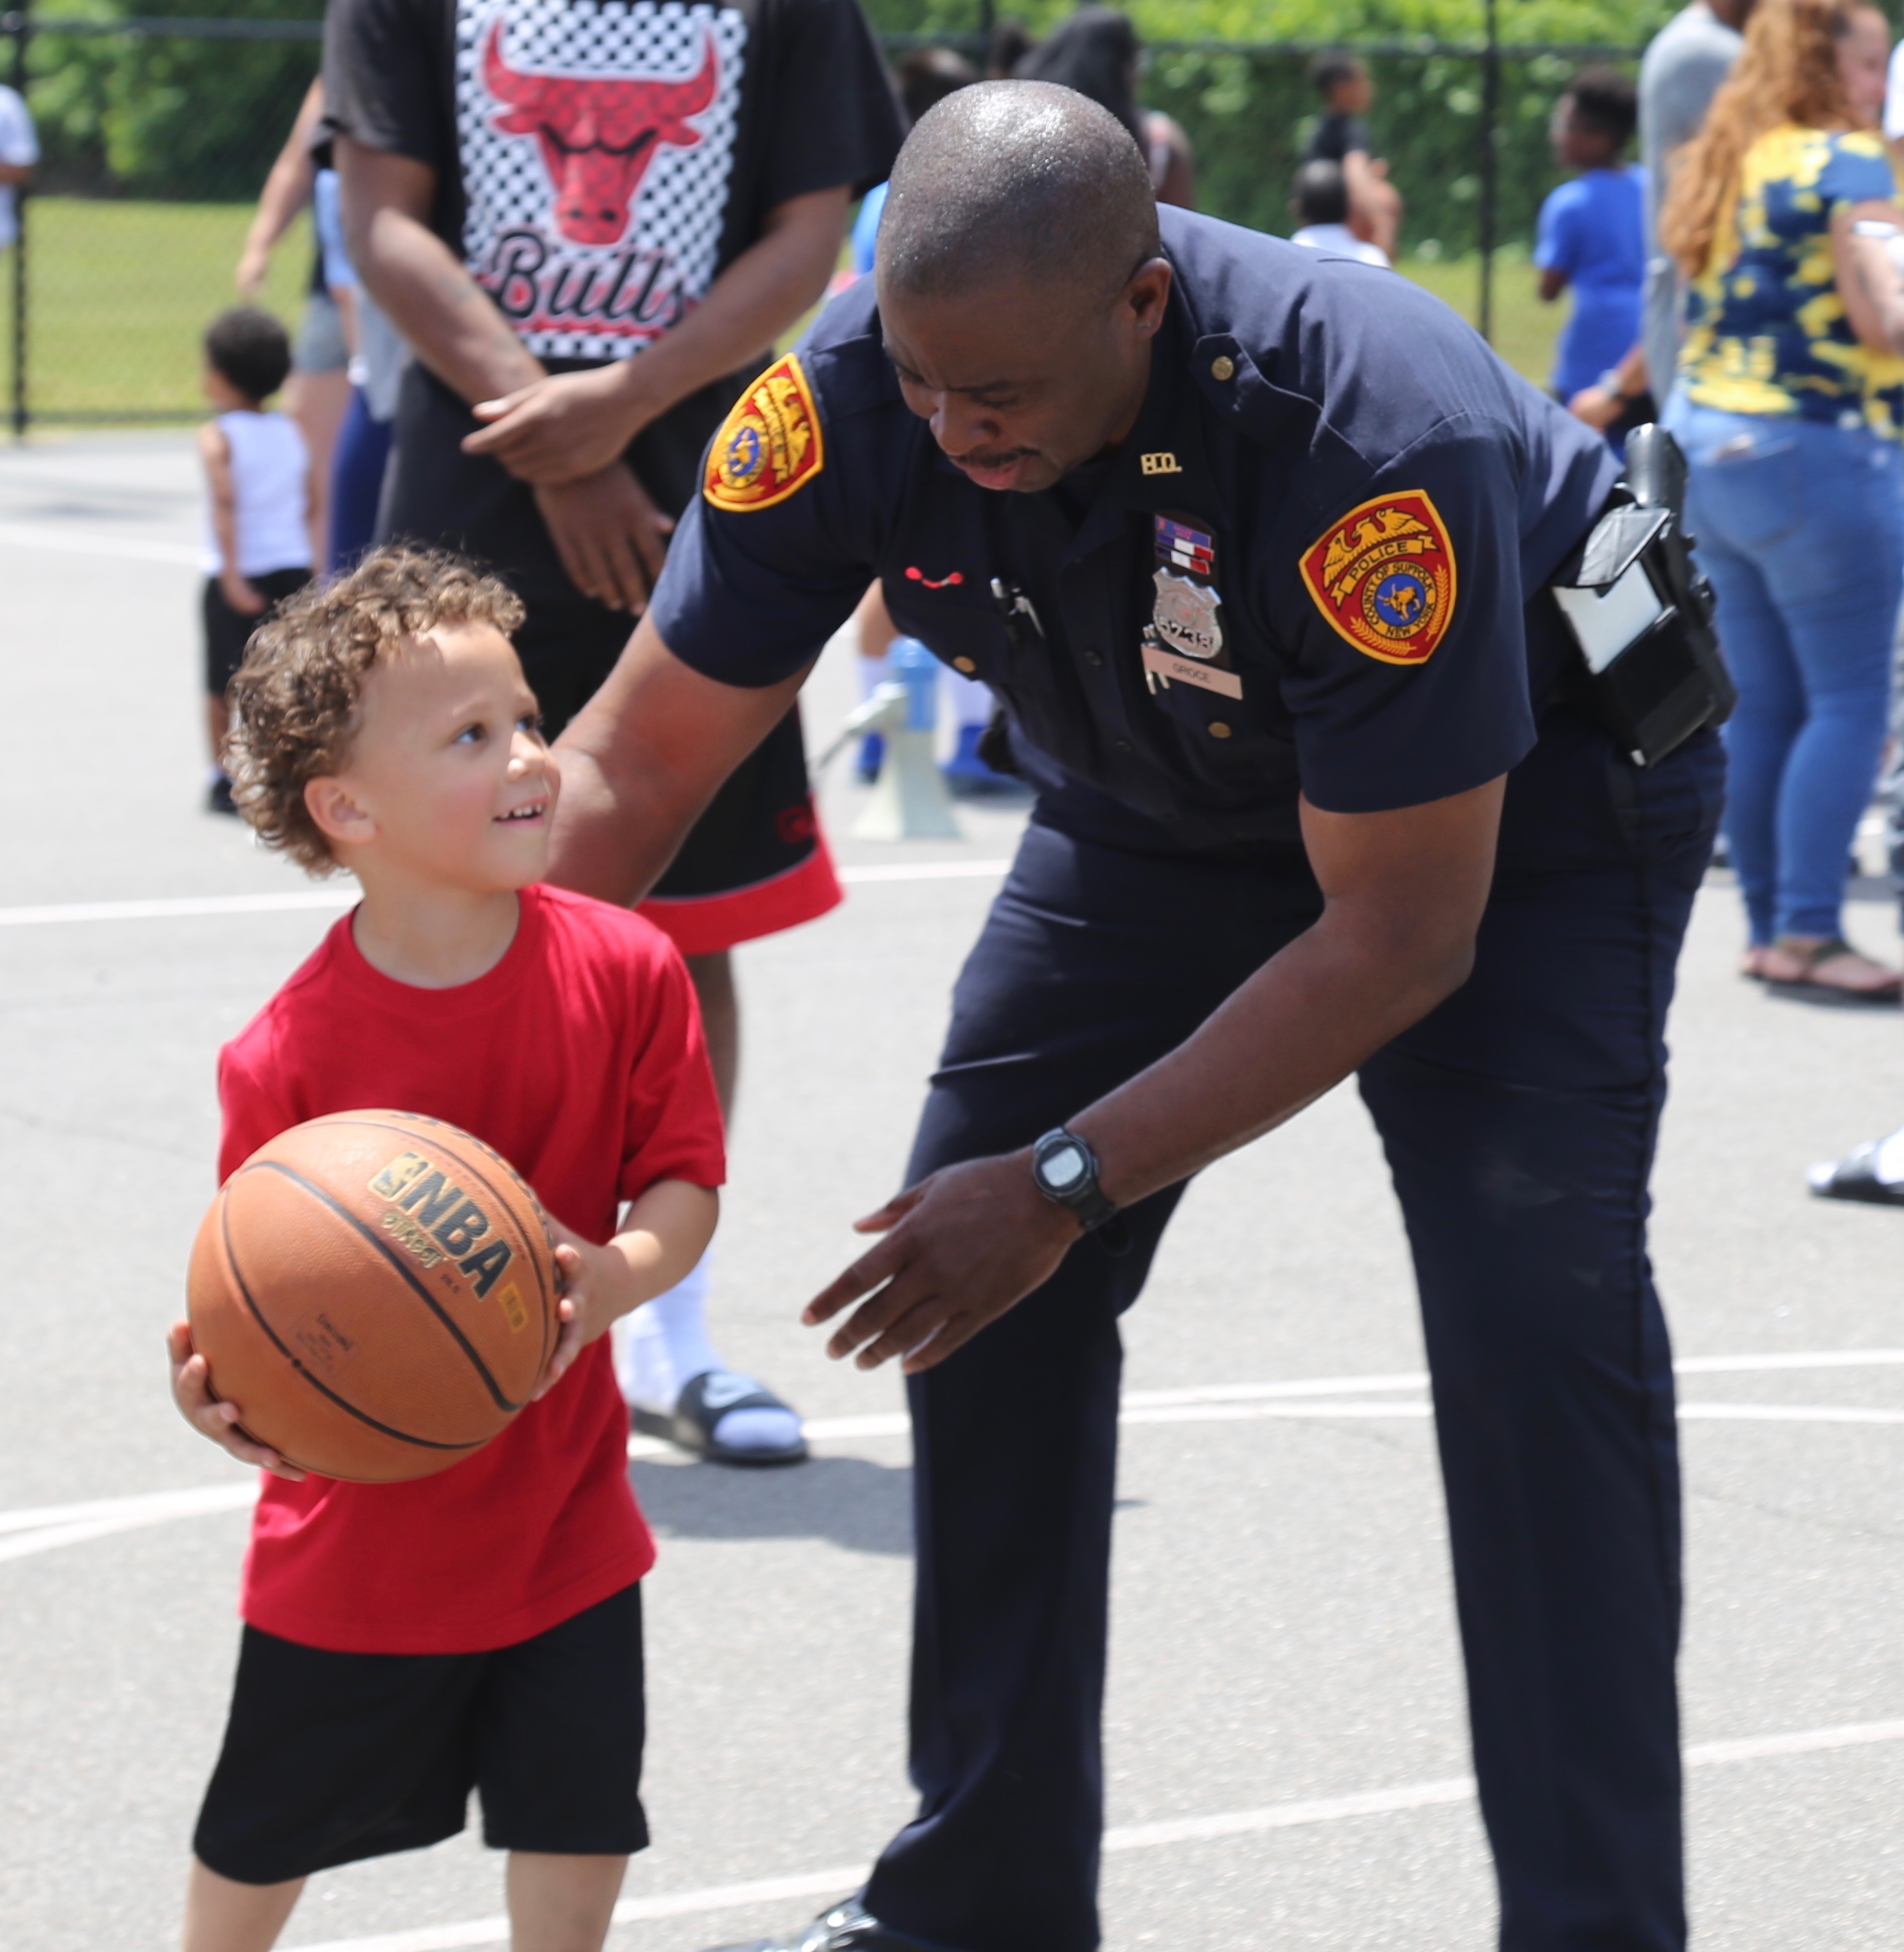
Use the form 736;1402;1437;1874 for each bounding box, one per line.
704;354;825;512
1300;490;1457;665
1141;451;1183;476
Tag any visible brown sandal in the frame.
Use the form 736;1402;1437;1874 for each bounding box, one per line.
1759;936;1903;998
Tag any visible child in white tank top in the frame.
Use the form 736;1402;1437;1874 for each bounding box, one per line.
198;307;317;813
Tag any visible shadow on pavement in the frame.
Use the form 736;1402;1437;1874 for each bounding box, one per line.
631;1453;913;1555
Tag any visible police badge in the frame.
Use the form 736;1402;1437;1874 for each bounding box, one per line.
1142;513;1242;700
1152;568;1223;659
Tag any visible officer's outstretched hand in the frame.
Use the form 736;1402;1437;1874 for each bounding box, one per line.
804;1152;1082;1374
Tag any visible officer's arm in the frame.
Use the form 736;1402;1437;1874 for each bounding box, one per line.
807;775;1505;1374
1069;778;1505;1199
547;613;812;908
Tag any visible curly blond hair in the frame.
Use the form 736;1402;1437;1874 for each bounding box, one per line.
225;547;527;874
1659;0;1866;279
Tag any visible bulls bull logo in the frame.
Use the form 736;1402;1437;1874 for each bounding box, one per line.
481;15;720;246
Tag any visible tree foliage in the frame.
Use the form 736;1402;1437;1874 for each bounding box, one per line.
25;0;319;201
863;0;1677;45
869;2;1666;251
15;0;1683;240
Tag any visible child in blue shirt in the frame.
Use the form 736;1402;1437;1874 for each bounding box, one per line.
1535;68;1646;424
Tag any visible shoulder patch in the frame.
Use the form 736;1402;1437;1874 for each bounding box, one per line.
1299;490;1457;666
704;354;825;512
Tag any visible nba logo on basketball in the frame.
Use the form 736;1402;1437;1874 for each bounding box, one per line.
370;1150;516;1298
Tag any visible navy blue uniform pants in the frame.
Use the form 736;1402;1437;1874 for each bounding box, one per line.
863;709;1724;1952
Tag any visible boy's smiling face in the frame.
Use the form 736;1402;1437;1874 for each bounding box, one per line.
307;623;557;892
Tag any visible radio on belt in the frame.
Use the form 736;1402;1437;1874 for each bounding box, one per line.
1547;423;1735;767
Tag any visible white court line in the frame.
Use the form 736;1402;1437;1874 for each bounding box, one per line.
10;1351;1904;1555
1679;1403;1904;1425
0;1484;258;1565
837;860;1011;885
281;1715;1904;1952
625;1392;1904;1460
0;518;200;566
1677;1348;1904;1374
0;863;1011;930
0;1480;256;1538
0;890;357;927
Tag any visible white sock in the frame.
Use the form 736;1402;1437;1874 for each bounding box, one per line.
617;1250;802;1453
620;1250;717;1405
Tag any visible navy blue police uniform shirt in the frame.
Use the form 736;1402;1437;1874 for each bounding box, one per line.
650;207;1620;856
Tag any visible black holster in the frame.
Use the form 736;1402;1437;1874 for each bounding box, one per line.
1548;424;1735;766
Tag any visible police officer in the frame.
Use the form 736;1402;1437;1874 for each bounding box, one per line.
549;83;1720;1952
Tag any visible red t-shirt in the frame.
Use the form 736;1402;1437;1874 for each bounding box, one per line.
216;883;724;1654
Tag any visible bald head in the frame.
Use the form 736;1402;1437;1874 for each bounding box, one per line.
877;81;1160;306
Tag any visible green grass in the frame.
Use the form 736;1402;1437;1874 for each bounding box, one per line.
1;198;315;423
0;199;1566;427
1399;246;1565;392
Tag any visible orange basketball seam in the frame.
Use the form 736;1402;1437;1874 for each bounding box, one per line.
216;1192;491;1453
318;1113;557;1376
239;1159;526;1414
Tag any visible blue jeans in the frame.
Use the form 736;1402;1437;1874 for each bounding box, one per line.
1666;398;1904;941
326;386;396;579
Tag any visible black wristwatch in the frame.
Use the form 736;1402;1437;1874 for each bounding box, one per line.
1030;1126;1119;1231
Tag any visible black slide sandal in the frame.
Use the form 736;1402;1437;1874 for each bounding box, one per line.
631;1369;810;1465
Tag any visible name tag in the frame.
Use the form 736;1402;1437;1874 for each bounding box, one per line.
1141;642;1243;698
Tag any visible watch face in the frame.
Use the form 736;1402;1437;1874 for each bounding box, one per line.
1041;1142;1088;1191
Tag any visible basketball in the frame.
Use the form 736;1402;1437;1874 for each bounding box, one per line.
187;1111;559;1482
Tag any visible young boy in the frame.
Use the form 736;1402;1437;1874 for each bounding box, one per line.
1288;159;1391;266
1535;68;1648;444
199;307;320;816
166;547;722;1952
1301;51;1402;258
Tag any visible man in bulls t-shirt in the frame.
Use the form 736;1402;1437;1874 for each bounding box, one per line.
324;0;902;1462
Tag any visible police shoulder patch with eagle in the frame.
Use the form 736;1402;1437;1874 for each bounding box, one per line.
704;353;826;512
1300;490;1458;666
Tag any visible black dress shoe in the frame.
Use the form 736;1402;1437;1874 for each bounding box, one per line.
703;1896;954;1952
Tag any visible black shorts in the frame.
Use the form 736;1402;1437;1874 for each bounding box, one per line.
193;1583;646;1886
203;567;312;697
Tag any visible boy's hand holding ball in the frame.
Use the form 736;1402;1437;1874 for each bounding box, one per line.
166;1320;306;1482
540;1219;640;1398
537;1184;721;1400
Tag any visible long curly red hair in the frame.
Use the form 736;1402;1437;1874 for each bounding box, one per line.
1659;0;1863;278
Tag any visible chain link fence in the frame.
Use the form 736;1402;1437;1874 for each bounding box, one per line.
0;8;1642;434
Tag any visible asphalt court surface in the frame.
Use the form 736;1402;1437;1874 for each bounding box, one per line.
3;436;1903;1950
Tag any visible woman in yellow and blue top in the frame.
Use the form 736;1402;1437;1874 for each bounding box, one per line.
1661;0;1903;996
